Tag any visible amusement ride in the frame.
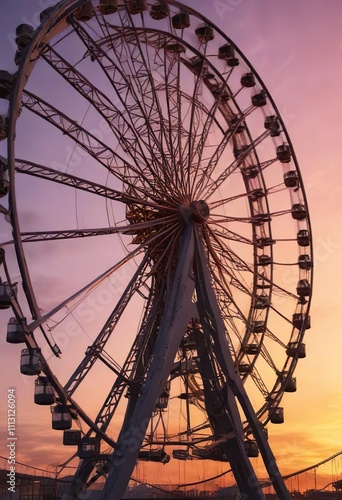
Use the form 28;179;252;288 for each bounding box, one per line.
0;1;313;499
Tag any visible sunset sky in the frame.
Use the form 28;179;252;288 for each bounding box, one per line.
1;0;342;494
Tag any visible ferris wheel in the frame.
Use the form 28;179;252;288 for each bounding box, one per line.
0;1;313;499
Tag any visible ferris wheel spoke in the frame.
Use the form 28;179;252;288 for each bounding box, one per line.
192;128;234;200
64;254;150;396
205;254;249;347
10;213;179;244
212;297;244;351
189;80;243;199
180;54;214;195
67;18;179;195
21;89;163;199
114;21;179;188
183;57;247;196
206;236;255;299
238;351;278;413
161;57;184;191
207;247;251;300
26;242;146;333
188;99;226;196
205;228;281;372
164;70;188;194
94;280;168;433
268;280;298;302
146;223;184;278
264;330;287;351
13;158;174;213
209;225;254;246
15;158;124;201
40;44;170;188
247;367;270;401
205;240;250;302
206;224;255;274
258;342;280;372
209;159;278;211
200;129;272;201
10;228;124;243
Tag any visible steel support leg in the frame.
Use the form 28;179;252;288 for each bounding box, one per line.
101;225;197;500
194;231;291;500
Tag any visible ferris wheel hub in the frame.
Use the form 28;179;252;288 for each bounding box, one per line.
180;200;210;224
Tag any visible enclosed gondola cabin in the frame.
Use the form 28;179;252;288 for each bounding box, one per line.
284;170;299;188
0;116;8;141
0;282;12;309
34;376;56;405
15;24;35;48
0;247;4;265
297;229;310;247
20;348;41;375
258;254;272;266
292;204;307;220
138;449;170;463
254;293;269;309
98;0;118;15
245;343;259;355
172;449;189;460
264;115;280;136
6;317;26;344
242;164;259;179
156;384;170;409
0;161;9;197
253;213;271;226
286;341;306;359
229;116;245;134
297;279;311;297
298;254;312;270
0;71;15;99
75;1;93;21
63;429;82;446
241;72;255;87
78;437;100;459
256;237;275;249
212;87;230;103
39;7;55;23
128;0;147;15
282;374;297;393
218;44;239;66
251;91;266;107
292;313;311;330
150;1;169;20
172;10;190;29
51;404;72;430
244;440;259;458
249;188;265;201
189;56;208;75
195;24;214;42
252;321;266;334
276;144;291;163
239;363;251;375
234;145;249;159
165;42;185;54
269;407;284;424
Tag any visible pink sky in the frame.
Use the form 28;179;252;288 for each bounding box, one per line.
1;0;342;493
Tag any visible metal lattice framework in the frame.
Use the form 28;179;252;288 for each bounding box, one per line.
0;1;313;499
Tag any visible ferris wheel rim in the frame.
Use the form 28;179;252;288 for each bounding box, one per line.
1;0;313;486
